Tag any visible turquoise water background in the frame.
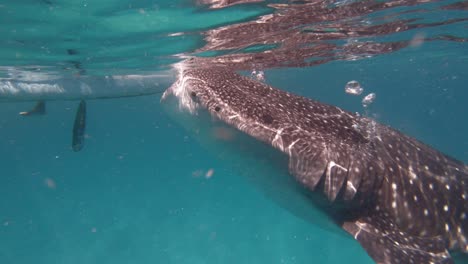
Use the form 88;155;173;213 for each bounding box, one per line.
1;1;468;263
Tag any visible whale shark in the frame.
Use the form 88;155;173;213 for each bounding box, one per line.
162;66;468;263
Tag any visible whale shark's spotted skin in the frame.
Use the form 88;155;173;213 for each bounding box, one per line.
163;67;468;263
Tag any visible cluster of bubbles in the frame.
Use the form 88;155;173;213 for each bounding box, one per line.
345;80;379;140
344;80;376;107
361;93;376;107
251;70;265;82
345;80;363;95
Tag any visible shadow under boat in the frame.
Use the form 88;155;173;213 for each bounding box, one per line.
0;71;176;152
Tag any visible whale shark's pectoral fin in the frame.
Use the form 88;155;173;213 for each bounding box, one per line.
343;211;453;264
19;100;46;116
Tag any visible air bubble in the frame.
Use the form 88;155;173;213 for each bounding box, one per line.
362;93;376;107
251;70;265;82
345;80;363;95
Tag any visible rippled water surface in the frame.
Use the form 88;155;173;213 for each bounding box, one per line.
1;1;467;263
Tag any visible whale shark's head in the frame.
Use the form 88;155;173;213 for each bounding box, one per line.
162;66;228;118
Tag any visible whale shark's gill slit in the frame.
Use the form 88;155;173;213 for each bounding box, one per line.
163;66;468;264
344;157;367;200
288;142;327;190
325;160;348;202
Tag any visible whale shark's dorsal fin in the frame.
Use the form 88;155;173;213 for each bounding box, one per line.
163;67;468;263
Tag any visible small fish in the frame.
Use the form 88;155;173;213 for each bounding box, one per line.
72;100;86;152
19;100;46;116
163;66;468;264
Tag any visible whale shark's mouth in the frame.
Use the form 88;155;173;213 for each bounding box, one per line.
162;63;202;114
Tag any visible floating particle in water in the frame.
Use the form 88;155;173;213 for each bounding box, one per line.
209;231;217;240
410;32;426;48
345;80;363;95
192;170;203;178
362;93;376;107
251;70;265;82
213;126;236;141
44;178;56;189
205;169;214;179
91;227;97;233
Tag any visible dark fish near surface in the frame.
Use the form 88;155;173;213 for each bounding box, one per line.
18;100;46;116
162;66;468;263
72;100;86;152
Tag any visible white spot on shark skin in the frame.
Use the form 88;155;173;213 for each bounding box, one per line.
408;166;418;180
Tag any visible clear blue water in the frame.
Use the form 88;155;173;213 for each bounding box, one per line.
1;1;467;263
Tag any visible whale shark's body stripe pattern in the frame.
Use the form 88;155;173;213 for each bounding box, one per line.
163;67;468;263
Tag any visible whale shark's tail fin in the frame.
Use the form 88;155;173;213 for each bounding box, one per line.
19;100;46;116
